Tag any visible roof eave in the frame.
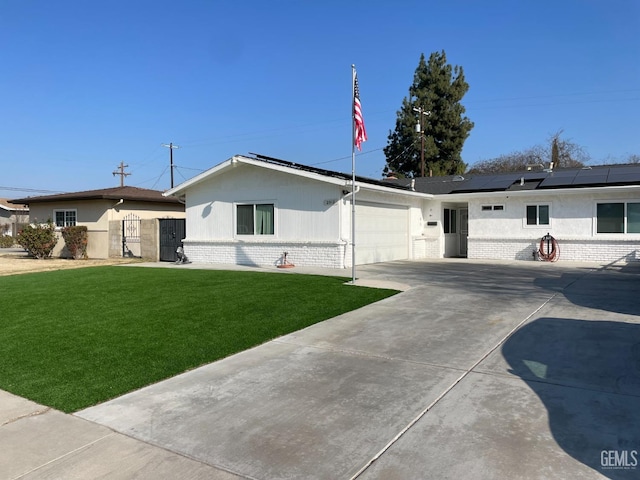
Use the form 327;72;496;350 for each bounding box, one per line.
12;191;181;204
354;181;433;198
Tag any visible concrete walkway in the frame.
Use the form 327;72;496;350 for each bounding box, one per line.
2;259;639;479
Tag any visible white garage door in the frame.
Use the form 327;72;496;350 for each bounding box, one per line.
355;202;409;265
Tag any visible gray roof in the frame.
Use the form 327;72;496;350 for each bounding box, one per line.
384;164;640;195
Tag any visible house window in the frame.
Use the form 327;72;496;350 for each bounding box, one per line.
236;203;274;235
597;202;640;234
444;208;457;234
482;205;504;211
628;203;640;233
54;210;76;227
526;205;549;226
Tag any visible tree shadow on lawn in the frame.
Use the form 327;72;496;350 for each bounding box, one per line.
502;317;640;479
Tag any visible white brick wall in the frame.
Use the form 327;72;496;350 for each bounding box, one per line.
184;238;445;268
554;239;639;263
469;237;640;263
413;236;441;259
184;240;347;269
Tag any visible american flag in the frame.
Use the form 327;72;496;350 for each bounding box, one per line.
353;72;367;151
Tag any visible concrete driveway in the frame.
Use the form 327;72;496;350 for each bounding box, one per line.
5;259;640;479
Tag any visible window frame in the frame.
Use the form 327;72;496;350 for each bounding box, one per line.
54;209;77;228
524;204;551;228
595;201;640;235
481;204;505;212
443;208;457;234
234;202;276;237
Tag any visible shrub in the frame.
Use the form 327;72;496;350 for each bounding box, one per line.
16;220;58;259
61;226;88;259
0;235;15;248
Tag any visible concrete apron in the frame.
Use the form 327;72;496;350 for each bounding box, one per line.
7;259;639;479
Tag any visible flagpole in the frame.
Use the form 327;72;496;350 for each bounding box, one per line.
351;64;357;284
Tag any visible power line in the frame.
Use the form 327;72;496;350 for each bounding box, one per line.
0;186;65;194
150;166;170;190
310;147;384;166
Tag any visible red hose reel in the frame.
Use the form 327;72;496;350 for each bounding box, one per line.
537;233;559;262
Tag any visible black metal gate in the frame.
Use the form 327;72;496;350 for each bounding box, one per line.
122;213;141;257
159;218;186;262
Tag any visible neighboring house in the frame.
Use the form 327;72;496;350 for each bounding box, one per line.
389;163;640;263
164;154;434;268
10;186;185;259
165;155;640;268
0;198;29;237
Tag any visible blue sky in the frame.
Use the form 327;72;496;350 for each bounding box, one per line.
1;0;639;197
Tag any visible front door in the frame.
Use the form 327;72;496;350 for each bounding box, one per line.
459;208;468;257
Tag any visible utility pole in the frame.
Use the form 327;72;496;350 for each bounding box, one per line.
112;162;131;187
413;107;431;177
162;142;180;188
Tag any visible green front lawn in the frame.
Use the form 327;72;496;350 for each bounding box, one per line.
0;266;397;412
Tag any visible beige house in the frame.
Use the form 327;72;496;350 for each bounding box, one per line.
10;186;185;259
0;198;29;237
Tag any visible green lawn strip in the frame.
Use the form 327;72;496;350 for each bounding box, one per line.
0;266;397;412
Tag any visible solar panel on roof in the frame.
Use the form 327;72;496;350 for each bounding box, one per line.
603;166;640;184
607;166;640;175
451;176;493;191
538;170;578;188
548;169;577;177
483;176;520;189
450;175;520;192
607;172;640;184
567;167;608;185
538;178;569;188
523;172;548;180
571;175;608;186
575;167;610;176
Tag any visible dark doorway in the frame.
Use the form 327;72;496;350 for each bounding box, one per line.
159;219;186;262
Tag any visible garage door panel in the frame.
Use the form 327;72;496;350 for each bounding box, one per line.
355;202;409;265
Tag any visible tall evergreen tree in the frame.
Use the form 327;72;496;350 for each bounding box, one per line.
384;51;473;177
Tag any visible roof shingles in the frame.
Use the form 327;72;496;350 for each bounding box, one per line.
10;186;181;205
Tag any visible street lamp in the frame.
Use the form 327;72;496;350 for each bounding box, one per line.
413;107;431;177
